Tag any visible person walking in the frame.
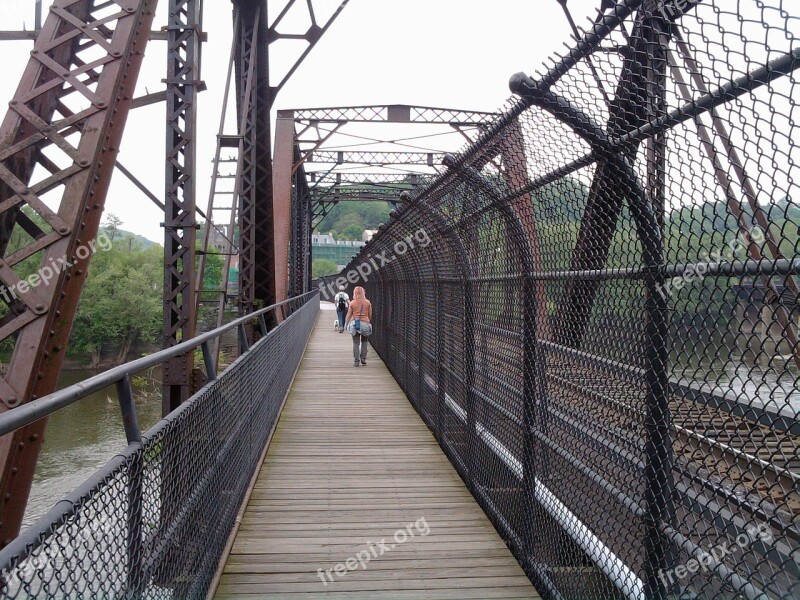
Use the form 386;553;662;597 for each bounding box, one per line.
333;285;349;333
345;286;372;367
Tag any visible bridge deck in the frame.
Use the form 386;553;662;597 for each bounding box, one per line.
212;305;539;599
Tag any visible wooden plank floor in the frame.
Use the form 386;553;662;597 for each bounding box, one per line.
213;304;540;599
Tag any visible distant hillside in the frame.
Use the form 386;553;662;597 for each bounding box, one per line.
316;199;392;241
100;227;159;249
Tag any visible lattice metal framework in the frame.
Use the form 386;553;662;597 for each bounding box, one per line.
328;1;800;598
0;0;158;547
162;0;201;413
282;105;497;293
232;0;349;318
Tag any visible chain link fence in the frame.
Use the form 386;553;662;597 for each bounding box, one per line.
0;292;318;599
332;1;800;598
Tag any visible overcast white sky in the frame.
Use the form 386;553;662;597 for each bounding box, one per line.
1;0;601;243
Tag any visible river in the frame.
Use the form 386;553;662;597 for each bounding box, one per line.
22;368;163;530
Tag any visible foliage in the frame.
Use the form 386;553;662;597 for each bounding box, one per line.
68;229;163;367
339;224;365;241
316;198;391;239
312;258;339;279
197;240;225;302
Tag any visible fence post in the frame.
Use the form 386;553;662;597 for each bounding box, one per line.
116;374;144;598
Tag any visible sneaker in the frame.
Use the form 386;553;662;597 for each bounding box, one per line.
354;361;359;367
361;360;367;365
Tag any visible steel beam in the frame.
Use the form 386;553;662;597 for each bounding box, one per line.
233;2;255;316
272;112;293;311
0;0;157;546
304;150;445;166
162;0;201;414
281;105;498;124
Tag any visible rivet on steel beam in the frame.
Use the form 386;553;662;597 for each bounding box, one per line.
34;304;46;314
29;434;38;441
58;226;69;235
78;159;90;167
16;443;24;450
111;51;122;58
53;345;62;352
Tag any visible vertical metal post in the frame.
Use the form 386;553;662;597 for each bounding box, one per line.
273;113;295;314
116;374;144;597
238;323;250;354
34;0;42;30
162;0;201;415
234;0;276;321
201;341;217;381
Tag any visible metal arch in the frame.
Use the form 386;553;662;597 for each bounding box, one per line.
0;0;158;547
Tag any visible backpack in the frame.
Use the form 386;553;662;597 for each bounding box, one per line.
337;295;348;312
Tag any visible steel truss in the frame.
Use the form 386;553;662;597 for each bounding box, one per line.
276;105;498;293
0;0;158;546
162;0;202;413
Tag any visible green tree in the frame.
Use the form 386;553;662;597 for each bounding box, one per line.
339;224;364;240
197;241;225;301
103;214;124;241
69;236;163;367
312;258;338;279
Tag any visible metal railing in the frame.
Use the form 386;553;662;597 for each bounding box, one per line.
332;1;800;598
0;290;319;598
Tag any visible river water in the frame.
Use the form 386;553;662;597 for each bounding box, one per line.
22;368;162;530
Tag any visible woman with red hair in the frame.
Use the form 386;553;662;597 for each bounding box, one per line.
345;286;373;367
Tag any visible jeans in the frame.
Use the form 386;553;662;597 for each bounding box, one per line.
353;333;368;363
336;308;346;329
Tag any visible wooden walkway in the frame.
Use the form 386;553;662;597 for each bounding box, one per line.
212;304;540;599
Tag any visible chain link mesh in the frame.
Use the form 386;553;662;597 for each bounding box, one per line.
0;294;318;599
333;2;800;598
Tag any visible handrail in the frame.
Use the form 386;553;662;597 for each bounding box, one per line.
0;290;319;438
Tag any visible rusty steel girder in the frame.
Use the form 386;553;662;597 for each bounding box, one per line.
162;0;201;414
0;0;158;546
233;0;349;319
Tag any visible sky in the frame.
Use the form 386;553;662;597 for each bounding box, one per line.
0;0;602;243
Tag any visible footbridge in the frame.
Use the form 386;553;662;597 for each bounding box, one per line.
1;1;799;599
